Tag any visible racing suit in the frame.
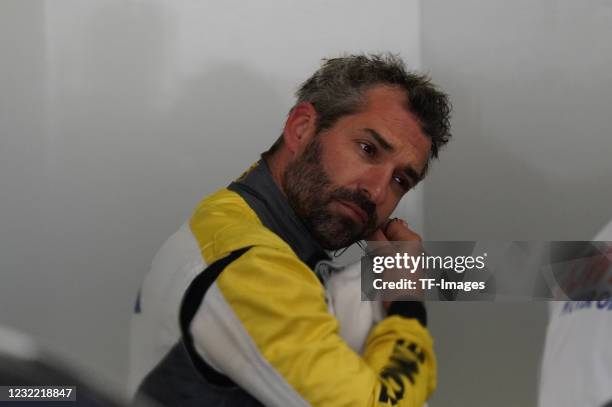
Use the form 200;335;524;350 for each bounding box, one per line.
130;160;436;406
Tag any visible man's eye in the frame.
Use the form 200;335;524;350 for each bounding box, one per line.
359;142;376;156
393;176;411;191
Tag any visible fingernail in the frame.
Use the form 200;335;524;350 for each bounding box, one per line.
384;218;396;233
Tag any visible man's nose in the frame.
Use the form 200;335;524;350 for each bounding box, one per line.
359;167;390;205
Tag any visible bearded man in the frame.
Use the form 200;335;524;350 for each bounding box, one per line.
130;54;452;407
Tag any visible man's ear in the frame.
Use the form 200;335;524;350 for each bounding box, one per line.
282;102;317;155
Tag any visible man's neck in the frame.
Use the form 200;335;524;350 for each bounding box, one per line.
263;152;289;197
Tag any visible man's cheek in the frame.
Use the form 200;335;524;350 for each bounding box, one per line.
379;202;399;223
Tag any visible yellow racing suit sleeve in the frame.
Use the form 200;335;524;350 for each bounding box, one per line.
187;243;436;407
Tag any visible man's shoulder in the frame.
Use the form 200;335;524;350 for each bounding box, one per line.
189;188;292;264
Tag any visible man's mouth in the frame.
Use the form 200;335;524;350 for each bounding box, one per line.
336;200;368;225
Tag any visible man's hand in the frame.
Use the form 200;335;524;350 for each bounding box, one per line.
368;218;422;243
367;218;424;308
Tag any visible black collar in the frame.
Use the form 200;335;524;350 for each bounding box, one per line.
228;160;330;269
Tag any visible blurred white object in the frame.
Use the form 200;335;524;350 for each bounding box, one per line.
595;219;612;240
538;221;612;407
0;324;39;361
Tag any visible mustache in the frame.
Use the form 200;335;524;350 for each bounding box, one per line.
329;188;377;224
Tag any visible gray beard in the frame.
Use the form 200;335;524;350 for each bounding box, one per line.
282;138;378;250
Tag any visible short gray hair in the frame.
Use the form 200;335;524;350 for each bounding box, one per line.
264;53;452;160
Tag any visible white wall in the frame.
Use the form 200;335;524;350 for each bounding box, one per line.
0;0;423;396
422;0;612;240
422;1;612;406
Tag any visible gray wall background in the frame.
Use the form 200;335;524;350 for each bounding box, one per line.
423;0;612;240
422;1;612;406
0;0;423;400
2;0;611;406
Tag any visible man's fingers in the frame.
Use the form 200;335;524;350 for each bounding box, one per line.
385;218;422;242
366;228;388;242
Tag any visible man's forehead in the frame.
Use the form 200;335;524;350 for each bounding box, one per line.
361;86;429;141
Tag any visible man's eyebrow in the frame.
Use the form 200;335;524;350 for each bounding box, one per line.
402;166;422;185
363;128;395;152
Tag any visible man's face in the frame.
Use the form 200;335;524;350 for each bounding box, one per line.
283;85;431;250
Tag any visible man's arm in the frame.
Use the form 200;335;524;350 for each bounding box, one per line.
183;243;436;407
